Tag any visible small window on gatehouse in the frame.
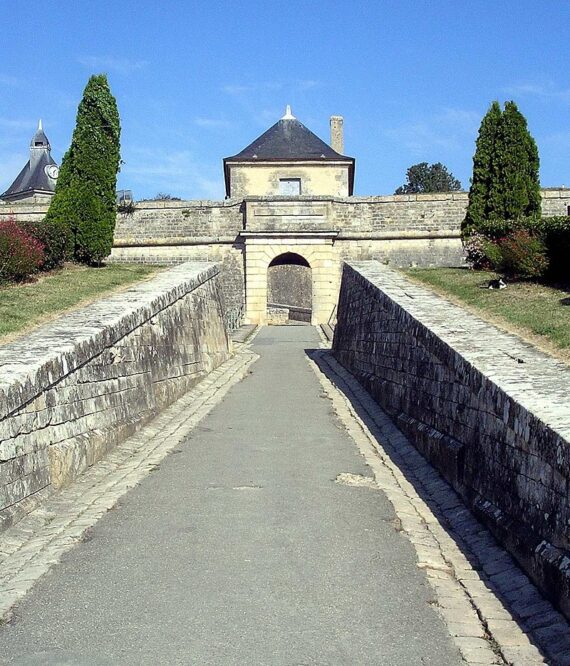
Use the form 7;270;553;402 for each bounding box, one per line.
279;178;301;195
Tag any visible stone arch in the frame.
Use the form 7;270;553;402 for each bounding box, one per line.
267;252;312;324
244;238;337;326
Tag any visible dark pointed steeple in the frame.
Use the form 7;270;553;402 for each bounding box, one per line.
2;120;59;202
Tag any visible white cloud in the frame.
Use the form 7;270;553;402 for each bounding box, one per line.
222;79;323;96
120;148;223;200
504;82;570;103
297;79;321;91
0;117;35;131
193;117;233;129
385;107;480;156
222;84;253;96
0;74;22;88
78;56;149;75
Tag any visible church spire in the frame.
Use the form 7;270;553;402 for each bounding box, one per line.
30;119;50;150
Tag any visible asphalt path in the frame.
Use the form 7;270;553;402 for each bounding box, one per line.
0;326;462;665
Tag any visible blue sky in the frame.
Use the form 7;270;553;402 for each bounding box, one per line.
2;1;570;199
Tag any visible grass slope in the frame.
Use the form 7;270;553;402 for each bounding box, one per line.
404;268;570;361
0;263;161;343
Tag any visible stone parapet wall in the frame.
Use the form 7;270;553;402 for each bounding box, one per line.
0;262;231;531
2;189;569;239
333;260;570;618
109;243;246;314
113;199;244;243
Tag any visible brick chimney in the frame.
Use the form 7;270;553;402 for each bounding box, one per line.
330;115;344;154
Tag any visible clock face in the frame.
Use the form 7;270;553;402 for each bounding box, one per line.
45;164;59;180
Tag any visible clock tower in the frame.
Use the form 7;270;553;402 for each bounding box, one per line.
1;120;59;203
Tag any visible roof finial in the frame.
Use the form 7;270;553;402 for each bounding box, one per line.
38;119;43;131
282;105;295;120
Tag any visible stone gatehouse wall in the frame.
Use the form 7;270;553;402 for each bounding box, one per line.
0;262;231;532
333;260;570;619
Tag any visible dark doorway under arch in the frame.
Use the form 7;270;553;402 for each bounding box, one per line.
267;252;312;324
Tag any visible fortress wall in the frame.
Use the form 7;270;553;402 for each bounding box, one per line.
0;200;49;222
113;199;244;243
336;237;464;268
331;192;468;233
3;189;568;236
109;243;246;314
333;260;570;619
0;263;231;531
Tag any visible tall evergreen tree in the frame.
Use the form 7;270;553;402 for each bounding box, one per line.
487;101;540;222
463;101;502;235
45;74;121;263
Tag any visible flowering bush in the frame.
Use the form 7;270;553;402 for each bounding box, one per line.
498;230;549;279
19;219;68;270
464;232;502;270
0;218;45;282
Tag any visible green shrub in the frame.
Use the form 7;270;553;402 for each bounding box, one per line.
19;219;69;270
72;186;114;264
0;218;45;282
482;238;504;271
537;216;570;280
497;230;549;279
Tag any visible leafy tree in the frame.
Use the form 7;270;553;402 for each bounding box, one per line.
152;193;181;201
45;74;121;264
463;101;540;236
395;162;462;194
488;101;540;221
463;101;502;234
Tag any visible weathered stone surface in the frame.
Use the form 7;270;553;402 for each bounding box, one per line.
332;260;570;620
0;262;231;531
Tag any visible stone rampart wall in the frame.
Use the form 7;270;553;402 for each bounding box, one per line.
333;261;570;618
0;262;231;531
3;189;569;240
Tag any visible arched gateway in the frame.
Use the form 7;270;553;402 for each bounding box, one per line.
267;252;312;324
242;231;339;326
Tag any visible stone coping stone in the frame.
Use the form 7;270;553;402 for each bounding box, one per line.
0;262;219;422
344;261;570;444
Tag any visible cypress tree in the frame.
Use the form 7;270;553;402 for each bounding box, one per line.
45;74;121;264
463;101;502;235
488;101;540;222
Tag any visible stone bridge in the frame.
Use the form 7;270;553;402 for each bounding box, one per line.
0;261;569;665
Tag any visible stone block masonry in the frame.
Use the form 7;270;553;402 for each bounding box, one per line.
333;260;570;620
0;262;231;532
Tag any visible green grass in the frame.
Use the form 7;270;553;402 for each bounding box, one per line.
404;268;570;359
0;263;161;342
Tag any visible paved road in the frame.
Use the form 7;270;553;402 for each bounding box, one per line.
0;327;462;665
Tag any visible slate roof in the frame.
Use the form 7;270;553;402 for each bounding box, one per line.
225;118;351;162
223;114;355;196
2;123;58;201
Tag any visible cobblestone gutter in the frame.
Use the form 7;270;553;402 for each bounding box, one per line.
0;262;231;532
333;260;570;620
